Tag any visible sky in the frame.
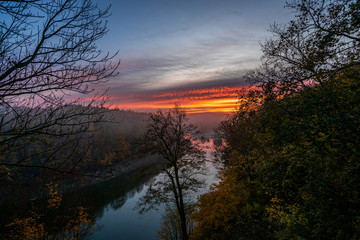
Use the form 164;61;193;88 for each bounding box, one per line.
92;0;293;113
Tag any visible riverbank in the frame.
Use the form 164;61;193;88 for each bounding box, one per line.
0;154;163;205
76;154;163;188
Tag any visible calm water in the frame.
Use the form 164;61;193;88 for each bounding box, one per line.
93;147;218;239
1;141;218;240
92;169;164;240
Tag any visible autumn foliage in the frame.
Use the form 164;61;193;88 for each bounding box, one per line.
193;0;360;239
5;182;98;240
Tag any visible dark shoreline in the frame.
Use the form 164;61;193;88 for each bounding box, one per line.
77;154;162;187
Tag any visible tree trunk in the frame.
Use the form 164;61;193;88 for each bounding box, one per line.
174;164;189;240
178;200;189;240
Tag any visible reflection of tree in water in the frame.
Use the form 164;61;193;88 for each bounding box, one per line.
107;170;158;211
110;197;126;211
0;162;162;239
4;182;100;240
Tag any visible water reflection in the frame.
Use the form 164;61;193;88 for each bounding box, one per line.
2;182;101;240
0;144;218;240
0;162;162;240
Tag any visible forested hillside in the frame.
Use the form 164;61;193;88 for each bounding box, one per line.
193;0;360;239
0;109;149;201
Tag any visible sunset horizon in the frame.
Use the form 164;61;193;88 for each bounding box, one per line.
107;85;255;114
85;0;292;115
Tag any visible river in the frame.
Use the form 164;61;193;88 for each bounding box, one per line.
93;142;218;239
0;141;219;240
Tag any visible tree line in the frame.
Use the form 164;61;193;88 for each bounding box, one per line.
0;108;149;203
193;0;360;239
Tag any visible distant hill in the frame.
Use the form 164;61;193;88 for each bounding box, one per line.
110;109;228;138
188;112;228;137
109;109;149;141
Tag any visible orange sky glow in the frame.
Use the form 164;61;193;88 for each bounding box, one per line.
109;86;256;113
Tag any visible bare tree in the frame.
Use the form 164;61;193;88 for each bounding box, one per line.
0;0;119;175
137;106;206;240
246;0;360;100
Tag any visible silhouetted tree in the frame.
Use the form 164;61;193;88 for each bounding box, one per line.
0;0;119;175
246;0;360;99
137;106;205;240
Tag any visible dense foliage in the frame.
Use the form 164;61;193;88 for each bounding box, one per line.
194;73;360;239
193;0;360;239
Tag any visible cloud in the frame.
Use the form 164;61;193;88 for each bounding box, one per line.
107;33;261;95
91;26;264;113
109;83;257;113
